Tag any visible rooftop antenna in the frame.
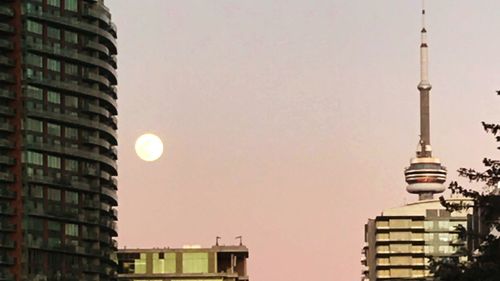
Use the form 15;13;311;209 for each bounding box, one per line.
235;236;243;246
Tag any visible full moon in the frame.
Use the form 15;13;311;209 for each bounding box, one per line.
135;133;164;162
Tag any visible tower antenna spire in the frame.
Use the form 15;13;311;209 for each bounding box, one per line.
417;0;431;153
404;0;447;200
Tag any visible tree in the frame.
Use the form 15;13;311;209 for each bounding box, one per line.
431;94;500;281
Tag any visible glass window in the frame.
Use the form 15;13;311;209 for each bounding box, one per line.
438;221;450;230
65;159;78;172
153;252;176;274
65;31;78;44
26;118;43;133
47;155;61;169
25;86;43;100
65;0;78;11
28;217;44;231
25;68;42;79
47;26;61;40
47;188;61;201
47;123;61;137
134;253;147;274
424;233;434;241
48;237;61;247
25;151;43;165
47;58;61;72
48;221;61;231
26;3;42;13
65;63;78;75
26;20;43;34
65;127;78;139
182;252;209;274
31;185;43;198
65;191;79;204
47;0;60;7
65;223;79;236
47;91;60;104
26;53;43;67
439;233;450;242
424;221;434;230
65;95;78;107
424;245;434;254
438;245;455;254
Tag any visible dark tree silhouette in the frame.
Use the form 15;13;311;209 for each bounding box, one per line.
431;93;500;281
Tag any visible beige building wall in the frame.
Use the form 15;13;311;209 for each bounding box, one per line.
362;198;471;281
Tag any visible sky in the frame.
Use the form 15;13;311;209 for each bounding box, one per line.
105;1;500;280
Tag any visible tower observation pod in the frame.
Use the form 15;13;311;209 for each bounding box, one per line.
404;1;447;200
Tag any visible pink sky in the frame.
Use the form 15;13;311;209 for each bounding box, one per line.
106;1;500;280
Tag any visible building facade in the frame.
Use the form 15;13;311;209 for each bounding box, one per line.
361;199;471;281
117;246;249;281
0;0;118;280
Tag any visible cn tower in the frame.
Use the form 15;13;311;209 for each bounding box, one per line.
404;1;447;200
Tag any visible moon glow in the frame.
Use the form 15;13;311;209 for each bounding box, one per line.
135;133;164;162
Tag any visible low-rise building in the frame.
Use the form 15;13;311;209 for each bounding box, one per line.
117;245;249;281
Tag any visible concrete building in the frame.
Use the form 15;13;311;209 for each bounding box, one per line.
362;199;471;280
117;245;250;281
361;3;471;280
0;0;118;280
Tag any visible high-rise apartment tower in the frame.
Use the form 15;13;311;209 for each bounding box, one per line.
0;0;118;280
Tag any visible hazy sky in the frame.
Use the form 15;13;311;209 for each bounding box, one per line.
106;1;500;280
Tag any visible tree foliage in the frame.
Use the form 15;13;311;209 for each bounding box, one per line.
431;95;500;281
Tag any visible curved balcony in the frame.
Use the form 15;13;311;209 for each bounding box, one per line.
0;205;14;216
81;102;111;118
0;123;14;133
83;71;111;88
25;174;99;194
0;72;14;84
0;139;14;149
82;230;99;241
0;222;15;232
0;105;14;117
0;172;14;183
0;89;14;100
0;6;14;18
82;135;111;150
0;155;14;166
27;204;100;226
24;142;117;174
26;240;102;257
83;6;111;24
82;200;100;210
84;40;109;56
26;77;117;114
0;104;14;116
0;39;13;50
26;107;118;145
0;255;14;265
25;43;117;83
25;10;117;54
100;217;117;237
0;55;13;67
0;239;14;249
0;189;15;199
101;186;117;206
0;23;14;34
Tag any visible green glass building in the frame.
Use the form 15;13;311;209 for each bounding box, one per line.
117;246;249;281
0;0;118;280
